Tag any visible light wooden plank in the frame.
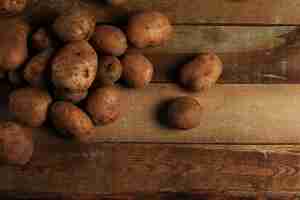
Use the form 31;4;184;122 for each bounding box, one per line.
3;84;300;144
1;142;300;195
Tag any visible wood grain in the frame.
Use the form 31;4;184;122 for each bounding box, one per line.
91;84;300;144
25;0;300;25
1;143;300;195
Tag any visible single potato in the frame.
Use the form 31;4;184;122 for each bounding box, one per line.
0;121;33;165
50;101;95;143
9;87;52;127
52;41;98;91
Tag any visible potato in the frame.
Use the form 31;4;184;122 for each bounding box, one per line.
91;25;127;56
85;86;121;125
0;18;29;71
31;28;55;51
121;52;153;88
0;121;33;165
167;96;202;130
180;53;223;92
0;0;27;16
54;88;88;104
52;41;98;91
94;56;122;86
106;0;127;6
50;101;95;143
53;8;96;42
24;48;54;88
9;87;52;127
127;11;173;48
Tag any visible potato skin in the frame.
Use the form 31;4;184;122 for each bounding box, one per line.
94;56;122;86
167;96;202;130
121;53;153;88
24;48;54;88
31;28;55;51
0;18;29;71
52;41;98;91
9;87;52;127
91;25;127;56
127;11;173;48
50;101;95;143
0;121;33;165
86;86;121;125
0;0;27;16
180;53;223;91
54;88;88;104
53;8;96;42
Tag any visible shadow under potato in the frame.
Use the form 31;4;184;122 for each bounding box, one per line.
155;98;174;129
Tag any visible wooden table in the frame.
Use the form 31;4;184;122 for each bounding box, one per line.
2;0;300;199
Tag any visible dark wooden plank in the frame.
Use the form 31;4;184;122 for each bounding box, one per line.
0;191;297;200
1;142;300;195
25;0;300;25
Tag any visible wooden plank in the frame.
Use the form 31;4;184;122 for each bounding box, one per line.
25;0;300;25
92;84;300;144
1;143;300;195
0;192;297;200
3;83;300;144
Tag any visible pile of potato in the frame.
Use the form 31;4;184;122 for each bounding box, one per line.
0;0;223;165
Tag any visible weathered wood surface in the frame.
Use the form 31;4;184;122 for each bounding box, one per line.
1;143;300;195
24;0;300;25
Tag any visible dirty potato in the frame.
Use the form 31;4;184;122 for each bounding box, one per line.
127;11;173;48
52;41;98;91
91;25;127;56
167;96;202;130
24;48;54;88
50;101;95;143
0;18;30;71
180;53;223;92
54;88;88;104
53;8;96;42
9;87;52;127
85;86;121;125
121;52;153;88
0;0;27;16
0;121;33;165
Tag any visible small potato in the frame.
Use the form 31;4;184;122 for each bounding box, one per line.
180;53;223;92
0;121;33;165
94;56;122;86
24;48;54;88
50;101;95;143
0;0;27;16
52;41;98;91
53;8;96;42
167;96;202;130
9;87;52;127
31;28;55;51
54;88;88;104
91;25;127;56
105;0;127;6
121;52;153;88
85;86;121;125
127;11;173;48
0;18;30;71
